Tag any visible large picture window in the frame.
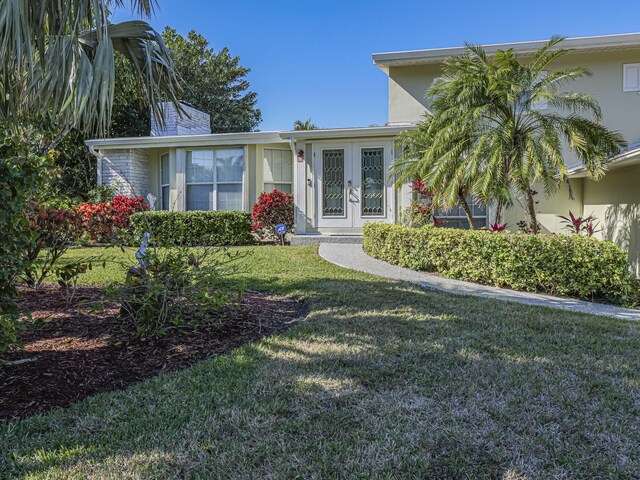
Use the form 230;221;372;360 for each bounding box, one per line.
186;148;244;211
263;149;293;194
160;153;170;210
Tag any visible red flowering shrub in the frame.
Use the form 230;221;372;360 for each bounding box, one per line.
252;190;294;240
24;203;84;288
79;195;148;243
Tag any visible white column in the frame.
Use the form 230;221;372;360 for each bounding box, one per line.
293;141;307;234
175;148;186;211
243;145;249;211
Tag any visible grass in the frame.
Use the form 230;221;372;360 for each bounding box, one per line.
3;245;640;478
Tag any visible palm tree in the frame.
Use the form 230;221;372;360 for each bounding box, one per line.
393;37;626;232
0;0;181;137
395;114;479;229
293;118;318;130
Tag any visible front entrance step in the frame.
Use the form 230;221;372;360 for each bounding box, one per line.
291;235;363;246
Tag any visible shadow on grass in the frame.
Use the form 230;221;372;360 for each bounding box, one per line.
2;274;640;478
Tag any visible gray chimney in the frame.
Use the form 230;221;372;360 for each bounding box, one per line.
150;102;211;136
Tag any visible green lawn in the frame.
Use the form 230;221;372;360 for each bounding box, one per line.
3;245;640;478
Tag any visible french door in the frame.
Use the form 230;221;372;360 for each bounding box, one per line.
313;141;394;229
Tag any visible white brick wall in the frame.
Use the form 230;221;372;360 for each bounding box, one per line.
150;102;211;136
100;148;150;198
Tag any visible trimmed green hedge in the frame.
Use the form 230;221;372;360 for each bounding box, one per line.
130;211;254;246
363;223;635;304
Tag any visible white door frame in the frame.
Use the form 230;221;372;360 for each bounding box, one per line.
312;139;395;230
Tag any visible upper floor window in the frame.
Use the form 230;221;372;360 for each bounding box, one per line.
263;148;293;194
623;63;640;92
186;148;244;211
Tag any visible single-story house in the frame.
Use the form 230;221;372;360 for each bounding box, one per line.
86;32;640;274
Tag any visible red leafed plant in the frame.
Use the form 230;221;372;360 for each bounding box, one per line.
410;178;433;200
558;211;600;236
432;216;446;228
252;190;294;240
483;222;508;233
79;195;148;243
23;203;84;288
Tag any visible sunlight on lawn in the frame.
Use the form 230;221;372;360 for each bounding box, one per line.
3;245;640;478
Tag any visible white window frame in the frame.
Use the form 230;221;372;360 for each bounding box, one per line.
160;152;170;210
185;148;245;211
262;148;293;194
623;63;640;92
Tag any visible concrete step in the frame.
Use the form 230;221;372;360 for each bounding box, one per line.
291;235;363;246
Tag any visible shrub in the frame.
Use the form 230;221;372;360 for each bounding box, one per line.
363;223;636;304
108;245;243;337
22;203;84;289
78;195;147;243
252;190;294;240
0;128;52;353
130;211;254;246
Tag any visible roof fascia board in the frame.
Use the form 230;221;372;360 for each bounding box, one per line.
567;144;640;177
85;132;285;149
373;32;640;68
279;125;415;140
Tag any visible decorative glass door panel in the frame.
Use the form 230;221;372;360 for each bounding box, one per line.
360;147;384;216
322;149;345;217
314;141;394;229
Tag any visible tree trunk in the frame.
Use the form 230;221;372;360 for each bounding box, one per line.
458;192;475;229
526;191;539;234
493;200;503;225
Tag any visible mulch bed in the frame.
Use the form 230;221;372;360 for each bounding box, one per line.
0;285;308;421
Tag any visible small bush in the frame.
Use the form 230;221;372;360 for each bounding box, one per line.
108;246;243;337
130;211;254;246
78;195;147;243
252;190;294;240
0;129;52;354
22;203;84;289
363;223;636;304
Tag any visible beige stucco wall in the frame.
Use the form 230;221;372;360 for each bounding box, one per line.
503;179;584;233
387;48;640;152
582;164;640;275
387;64;441;124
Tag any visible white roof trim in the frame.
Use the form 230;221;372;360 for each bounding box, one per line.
373;32;640;68
85;131;286;149
568;143;640;177
279;125;415;140
86;125;417;149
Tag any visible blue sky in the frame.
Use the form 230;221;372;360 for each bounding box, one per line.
114;0;640;131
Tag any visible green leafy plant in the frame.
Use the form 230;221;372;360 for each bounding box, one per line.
109;245;244;338
0;129;53;353
363;223;636;305
55;258;103;304
131;211;254;246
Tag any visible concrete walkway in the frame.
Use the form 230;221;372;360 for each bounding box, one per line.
319;243;640;321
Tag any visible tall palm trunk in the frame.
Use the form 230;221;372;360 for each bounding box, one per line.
526;190;539;234
493;200;504;225
458;191;475;229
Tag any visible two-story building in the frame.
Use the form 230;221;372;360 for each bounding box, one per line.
87;32;640;273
